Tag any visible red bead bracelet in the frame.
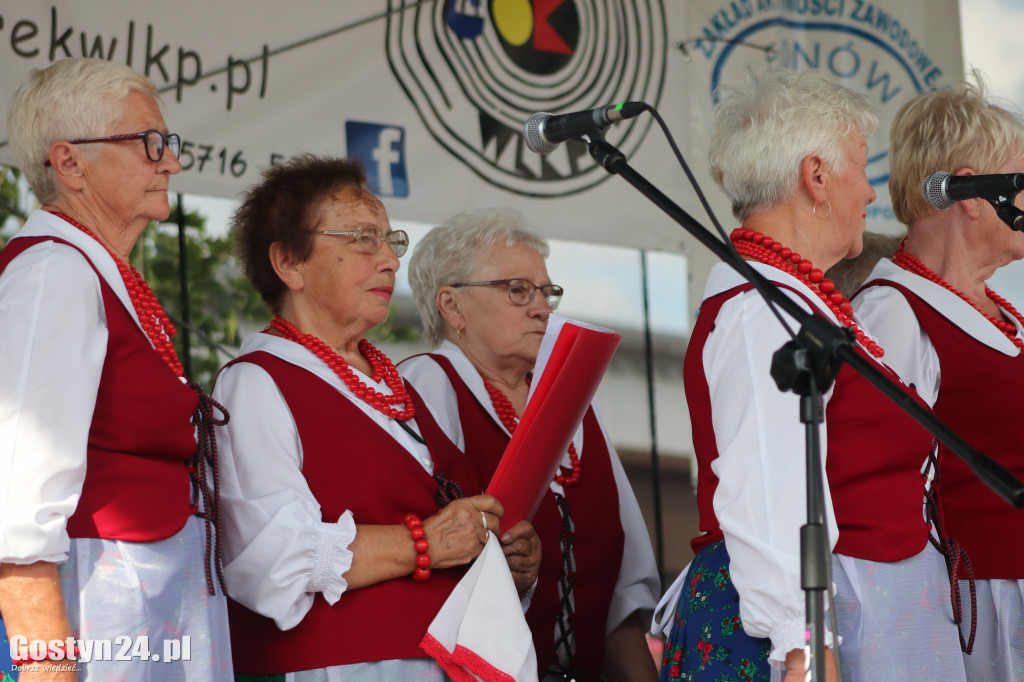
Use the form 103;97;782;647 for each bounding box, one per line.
404;513;431;581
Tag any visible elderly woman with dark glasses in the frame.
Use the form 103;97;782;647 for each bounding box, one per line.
0;57;231;680
400;207;661;682
211;156;541;679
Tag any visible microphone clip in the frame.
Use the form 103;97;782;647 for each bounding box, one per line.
989;196;1024;232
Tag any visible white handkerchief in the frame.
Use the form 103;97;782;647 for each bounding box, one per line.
421;532;538;682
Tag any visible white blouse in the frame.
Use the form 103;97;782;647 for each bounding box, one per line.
399;340;661;636
0;211;233;680
212;332;434;630
689;261;867;666
0;210;167;563
852;258;1024;405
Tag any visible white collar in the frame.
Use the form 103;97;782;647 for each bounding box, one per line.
864;259;1022;356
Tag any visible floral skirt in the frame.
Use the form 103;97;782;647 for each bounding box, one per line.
1;617;15;681
659;541;771;682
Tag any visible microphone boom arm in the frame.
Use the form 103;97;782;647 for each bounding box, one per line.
584;133;1024;506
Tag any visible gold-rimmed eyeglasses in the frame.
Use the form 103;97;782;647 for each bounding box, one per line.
313;225;409;257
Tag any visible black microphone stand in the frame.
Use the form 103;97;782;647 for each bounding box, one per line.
583;133;1024;681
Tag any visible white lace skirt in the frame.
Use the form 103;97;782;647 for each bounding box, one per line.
832;544;967;681
960;578;1024;682
59;516;232;681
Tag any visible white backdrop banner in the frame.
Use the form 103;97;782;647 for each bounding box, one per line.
0;1;962;252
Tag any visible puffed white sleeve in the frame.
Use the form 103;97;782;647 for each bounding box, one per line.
590;404;660;634
704;291;838;667
0;242;106;563
213;361;357;630
853;285;940;404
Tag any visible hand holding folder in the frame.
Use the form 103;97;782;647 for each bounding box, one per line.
485;315;621;533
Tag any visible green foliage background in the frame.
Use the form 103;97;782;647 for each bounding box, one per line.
138;203;270;391
0;174;420;392
0;167;24;249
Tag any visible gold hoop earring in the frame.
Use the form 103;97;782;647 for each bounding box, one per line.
813;200;832;219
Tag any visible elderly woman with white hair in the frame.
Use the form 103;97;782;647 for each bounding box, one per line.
655;68;967;682
0;58;230;680
399;207;661;682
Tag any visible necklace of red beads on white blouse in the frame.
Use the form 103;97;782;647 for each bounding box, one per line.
729;227;885;358
50;211;185;377
892;242;1024;350
268;315;415;420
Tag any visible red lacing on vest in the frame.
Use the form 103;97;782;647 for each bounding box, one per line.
551;493;579;676
188;383;230;595
923;441;977;654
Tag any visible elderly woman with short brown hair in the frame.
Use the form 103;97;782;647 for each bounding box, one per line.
0;57;230;681
213;156;540;680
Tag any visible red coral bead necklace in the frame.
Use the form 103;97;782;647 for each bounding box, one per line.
268;315;415;420
49;210;184;377
483;377;581;486
892;242;1024;350
729;227;885;358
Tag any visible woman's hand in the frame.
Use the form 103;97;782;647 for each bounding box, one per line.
422;494;504;570
499;520;541;597
783;646;836;682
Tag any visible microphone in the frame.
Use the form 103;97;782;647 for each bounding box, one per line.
921;171;1024;210
524;102;646;154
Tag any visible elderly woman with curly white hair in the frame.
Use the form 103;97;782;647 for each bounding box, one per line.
399;207;661;682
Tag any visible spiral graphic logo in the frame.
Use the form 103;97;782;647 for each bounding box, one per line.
386;0;667;197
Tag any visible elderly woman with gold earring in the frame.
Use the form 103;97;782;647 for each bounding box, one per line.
654;67;968;682
400;207;661;682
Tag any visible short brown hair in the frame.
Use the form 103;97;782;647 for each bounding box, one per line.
232;154;369;313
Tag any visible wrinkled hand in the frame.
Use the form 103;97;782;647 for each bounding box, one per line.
499;520;541;598
422;494;504;570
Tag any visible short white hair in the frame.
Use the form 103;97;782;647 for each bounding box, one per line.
709;67;877;221
408;207;550;346
8;57;159;202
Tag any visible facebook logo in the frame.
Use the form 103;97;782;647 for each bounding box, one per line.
345;121;409;198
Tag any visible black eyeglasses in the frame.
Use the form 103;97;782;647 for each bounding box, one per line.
314;225;409;257
43;130;181;166
449;278;563;310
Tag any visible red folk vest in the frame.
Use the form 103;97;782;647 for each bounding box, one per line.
688;284;933;561
224;351;484;674
427;354;624;680
865;280;1024;578
0;236;198;542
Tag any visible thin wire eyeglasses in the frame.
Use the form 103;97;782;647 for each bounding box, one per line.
43;130;181;166
313;226;409;257
449;278;563;310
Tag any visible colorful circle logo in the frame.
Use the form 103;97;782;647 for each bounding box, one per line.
386;0;667;196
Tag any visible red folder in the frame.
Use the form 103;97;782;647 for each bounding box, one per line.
485;318;621;533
